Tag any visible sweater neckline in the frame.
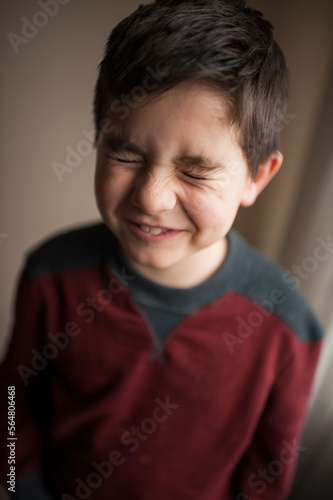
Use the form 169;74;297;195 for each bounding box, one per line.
108;229;252;315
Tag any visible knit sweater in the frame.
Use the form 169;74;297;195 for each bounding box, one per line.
0;223;323;500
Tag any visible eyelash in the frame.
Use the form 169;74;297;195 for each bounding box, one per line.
106;151;141;164
183;172;206;180
115;157;140;164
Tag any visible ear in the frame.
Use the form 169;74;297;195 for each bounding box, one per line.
241;151;283;207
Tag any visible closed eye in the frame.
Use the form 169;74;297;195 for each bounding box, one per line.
177;156;221;181
183;172;207;180
115;157;141;164
105;149;142;164
103;140;142;164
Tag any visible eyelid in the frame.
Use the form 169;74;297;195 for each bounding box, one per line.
104;144;142;163
116;157;141;164
176;156;223;180
183;172;207;180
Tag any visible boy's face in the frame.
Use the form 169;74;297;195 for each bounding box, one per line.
95;82;260;285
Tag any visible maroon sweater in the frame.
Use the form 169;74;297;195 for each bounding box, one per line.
0;224;323;500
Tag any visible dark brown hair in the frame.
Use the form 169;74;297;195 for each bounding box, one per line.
94;0;288;177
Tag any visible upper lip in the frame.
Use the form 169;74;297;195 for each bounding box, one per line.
127;219;182;231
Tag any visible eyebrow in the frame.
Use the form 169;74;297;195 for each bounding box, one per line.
174;155;226;172
104;137;144;156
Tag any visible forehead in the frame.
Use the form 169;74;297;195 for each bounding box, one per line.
104;81;242;157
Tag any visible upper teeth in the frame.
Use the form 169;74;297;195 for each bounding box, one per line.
139;225;167;235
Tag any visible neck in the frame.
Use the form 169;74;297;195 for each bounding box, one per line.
128;238;228;289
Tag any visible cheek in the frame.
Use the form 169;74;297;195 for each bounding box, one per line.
184;188;225;228
183;183;243;232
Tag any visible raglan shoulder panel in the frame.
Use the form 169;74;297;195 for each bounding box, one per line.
22;222;115;279
229;231;324;343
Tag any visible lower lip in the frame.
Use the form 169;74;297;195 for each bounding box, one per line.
126;221;183;241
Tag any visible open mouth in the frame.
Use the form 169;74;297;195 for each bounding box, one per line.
138;225;169;236
126;220;183;240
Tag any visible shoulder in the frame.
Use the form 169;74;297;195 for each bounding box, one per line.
229;231;324;342
22;222;116;279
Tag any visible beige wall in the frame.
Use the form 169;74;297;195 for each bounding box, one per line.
1;0;333;351
0;0;141;348
235;0;333;261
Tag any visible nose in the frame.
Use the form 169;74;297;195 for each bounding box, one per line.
131;168;177;214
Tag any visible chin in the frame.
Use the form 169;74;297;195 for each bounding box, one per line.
128;250;181;271
133;257;174;271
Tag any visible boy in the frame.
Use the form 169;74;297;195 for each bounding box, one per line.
0;0;323;499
